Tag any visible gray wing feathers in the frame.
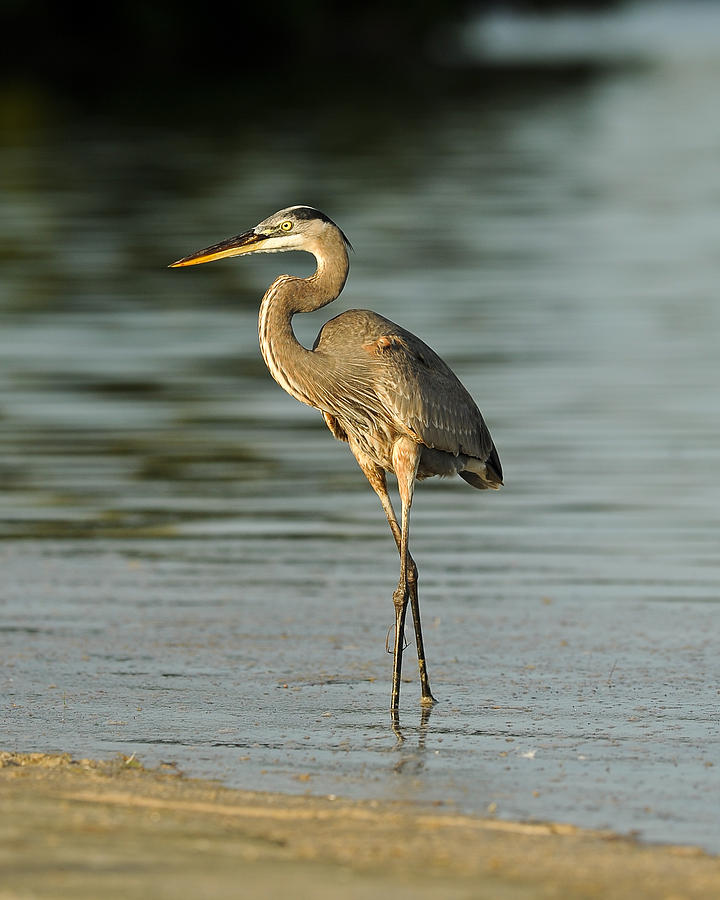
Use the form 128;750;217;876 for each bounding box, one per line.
373;331;495;463
313;309;498;468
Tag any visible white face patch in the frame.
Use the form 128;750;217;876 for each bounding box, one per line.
253;230;311;254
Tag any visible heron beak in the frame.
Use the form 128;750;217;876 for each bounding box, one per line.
168;229;268;267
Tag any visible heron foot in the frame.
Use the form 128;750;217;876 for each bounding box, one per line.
385;622;409;654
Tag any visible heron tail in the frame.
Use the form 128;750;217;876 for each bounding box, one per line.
459;446;503;490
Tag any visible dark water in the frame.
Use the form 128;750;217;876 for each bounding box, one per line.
2;4;719;852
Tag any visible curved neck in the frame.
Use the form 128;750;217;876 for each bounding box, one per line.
258;228;349;407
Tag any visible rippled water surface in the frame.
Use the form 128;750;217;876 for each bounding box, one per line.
2;10;720;852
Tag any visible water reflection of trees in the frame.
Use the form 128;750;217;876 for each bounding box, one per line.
3;2;619;103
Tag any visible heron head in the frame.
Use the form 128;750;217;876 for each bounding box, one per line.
169;206;351;267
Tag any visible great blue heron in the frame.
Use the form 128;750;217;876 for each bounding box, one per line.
170;206;502;712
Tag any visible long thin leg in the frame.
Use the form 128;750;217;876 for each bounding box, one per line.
390;438;423;711
390;526;410;713
410;588;436;705
355;456;436;705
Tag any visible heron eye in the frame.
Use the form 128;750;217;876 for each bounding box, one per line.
280;220;293;232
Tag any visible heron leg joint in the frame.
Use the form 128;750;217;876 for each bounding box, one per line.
393;582;409;611
407;557;418;586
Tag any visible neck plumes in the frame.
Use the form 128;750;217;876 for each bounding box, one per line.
258;228;349;409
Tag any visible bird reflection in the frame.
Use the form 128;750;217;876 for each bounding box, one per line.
391;701;434;762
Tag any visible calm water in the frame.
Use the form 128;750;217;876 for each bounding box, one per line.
2;6;720;851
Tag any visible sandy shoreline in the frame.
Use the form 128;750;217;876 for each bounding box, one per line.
1;751;718;899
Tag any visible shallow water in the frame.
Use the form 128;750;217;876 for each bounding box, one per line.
2;4;720;852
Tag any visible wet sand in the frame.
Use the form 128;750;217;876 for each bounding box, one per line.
1;752;718;899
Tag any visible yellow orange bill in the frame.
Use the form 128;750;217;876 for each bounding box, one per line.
169;230;266;267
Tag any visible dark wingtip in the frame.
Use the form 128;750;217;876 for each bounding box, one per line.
486;444;503;484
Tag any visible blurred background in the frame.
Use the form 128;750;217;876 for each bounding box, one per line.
1;0;719;847
1;0;718;542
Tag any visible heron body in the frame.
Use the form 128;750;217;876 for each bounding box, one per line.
312;309;501;488
171;206;502;714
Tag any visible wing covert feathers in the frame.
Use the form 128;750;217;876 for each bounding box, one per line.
314;310;502;484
